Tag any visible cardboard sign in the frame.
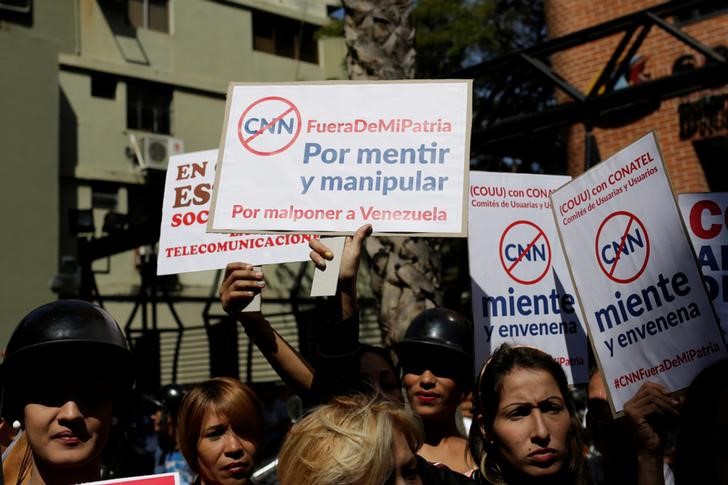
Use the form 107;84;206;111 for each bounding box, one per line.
310;236;346;297
89;473;179;485
679;192;728;339
468;172;588;384
158;149;314;275
208;81;472;236
551;132;726;413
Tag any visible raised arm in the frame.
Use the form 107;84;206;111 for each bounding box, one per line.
309;224;372;319
219;262;314;395
624;381;680;485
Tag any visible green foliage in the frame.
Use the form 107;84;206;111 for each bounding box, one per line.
413;0;496;78
413;0;546;77
315;18;344;40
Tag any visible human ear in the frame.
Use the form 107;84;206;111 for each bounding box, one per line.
476;414;493;443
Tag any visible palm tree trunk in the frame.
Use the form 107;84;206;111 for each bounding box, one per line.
342;0;441;347
342;0;416;80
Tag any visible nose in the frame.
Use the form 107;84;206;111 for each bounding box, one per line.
223;432;244;458
419;370;436;388
57;400;84;423
530;410;550;445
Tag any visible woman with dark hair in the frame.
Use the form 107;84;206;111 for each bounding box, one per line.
393;308;475;474
177;377;264;485
470;344;589;485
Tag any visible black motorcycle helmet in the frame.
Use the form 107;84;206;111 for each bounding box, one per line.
0;299;135;422
394;308;474;386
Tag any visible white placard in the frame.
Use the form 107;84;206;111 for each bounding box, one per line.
551;132;727;414
208;81;471;236
469;172;588;384
679;192;728;339
157;149;314;275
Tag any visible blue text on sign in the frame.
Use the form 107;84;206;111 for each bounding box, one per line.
243;117;296;135
601;228;645;265
505;244;547;262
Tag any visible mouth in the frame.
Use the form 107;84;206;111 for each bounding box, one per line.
52;430;86;444
414;391;440;403
527;448;559;465
222;461;251;474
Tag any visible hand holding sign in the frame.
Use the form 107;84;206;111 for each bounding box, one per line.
309;224;373;318
219;263;265;314
310;224;372;277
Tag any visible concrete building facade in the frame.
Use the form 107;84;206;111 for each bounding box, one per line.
0;0;353;386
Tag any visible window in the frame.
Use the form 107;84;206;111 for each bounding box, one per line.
91;73;117;99
0;0;30;14
127;81;172;134
253;9;319;64
128;0;169;33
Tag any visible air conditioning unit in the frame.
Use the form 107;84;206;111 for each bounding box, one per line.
137;134;185;170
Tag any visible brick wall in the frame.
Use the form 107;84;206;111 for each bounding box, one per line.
544;0;728;192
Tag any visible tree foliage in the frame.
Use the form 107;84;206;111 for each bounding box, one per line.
412;0;496;78
414;0;546;78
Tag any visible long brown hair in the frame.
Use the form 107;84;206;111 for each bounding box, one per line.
469;344;589;485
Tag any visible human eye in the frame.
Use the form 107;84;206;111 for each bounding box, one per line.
204;427;225;440
540;401;564;414
507;405;531;419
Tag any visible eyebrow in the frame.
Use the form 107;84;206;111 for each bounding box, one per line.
501;396;564;409
203;423;225;432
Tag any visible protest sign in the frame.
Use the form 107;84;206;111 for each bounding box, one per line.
158;149;314;275
208;81;471;236
469;172;588;384
89;473;179;485
551;132;727;413
679;192;728;339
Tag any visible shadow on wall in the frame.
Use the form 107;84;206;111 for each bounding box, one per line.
58;87;79;267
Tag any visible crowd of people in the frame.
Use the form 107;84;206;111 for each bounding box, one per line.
1;225;726;485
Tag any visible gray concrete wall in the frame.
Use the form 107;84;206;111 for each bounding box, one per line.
0;32;60;350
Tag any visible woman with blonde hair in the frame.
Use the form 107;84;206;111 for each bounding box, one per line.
177;377;264;485
277;394;424;485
